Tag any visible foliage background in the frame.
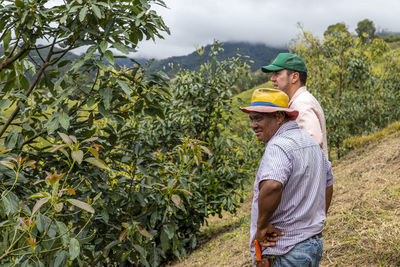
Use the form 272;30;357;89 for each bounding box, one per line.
1;1;400;266
0;0;259;266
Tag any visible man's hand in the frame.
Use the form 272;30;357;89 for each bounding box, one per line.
256;223;284;247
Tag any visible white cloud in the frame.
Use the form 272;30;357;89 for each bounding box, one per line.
134;0;400;59
46;0;400;59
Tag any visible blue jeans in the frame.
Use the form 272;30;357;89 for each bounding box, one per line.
272;237;323;267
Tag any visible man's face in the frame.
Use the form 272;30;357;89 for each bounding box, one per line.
270;69;290;93
249;112;281;143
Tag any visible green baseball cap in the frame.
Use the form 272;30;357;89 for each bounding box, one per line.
261;53;307;73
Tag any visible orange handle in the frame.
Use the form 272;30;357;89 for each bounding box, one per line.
254;239;262;261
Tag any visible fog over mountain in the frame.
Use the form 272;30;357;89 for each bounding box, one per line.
134;0;400;59
47;0;400;59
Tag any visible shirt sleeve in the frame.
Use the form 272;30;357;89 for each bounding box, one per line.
257;143;292;187
296;107;324;149
324;155;334;187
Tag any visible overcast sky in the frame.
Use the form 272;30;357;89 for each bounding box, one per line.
48;0;400;59
133;0;400;59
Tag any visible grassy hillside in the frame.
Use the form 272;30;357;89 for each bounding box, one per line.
169;121;400;267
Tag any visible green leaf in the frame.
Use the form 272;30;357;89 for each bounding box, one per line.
56;221;69;246
100;87;112;109
71;150;84;164
150;246;160;267
36;213;45;233
84;46;96;61
137;225;153;239
53;202;63;212
133;244;148;264
93;192;102;202
163;224;175;239
98;102;110;118
177;188;193;196
121;250;131;262
2;192;19;216
83;137;98;143
2;30;11;52
95;59;108;71
58;132;73;145
15;0;24;8
92;5;102;19
69;238;80;260
160;230;170;251
171;194;182;207
72;61;86;73
45;118;59;134
87;147;99;159
85;157;109;170
60;13;67;24
87;98;96;108
67;199;95;213
112;42;130;54
50;144;69;153
104;50;114;65
70;135;77;143
99;41;107;53
79;6;88;22
59;112;70;130
104;240;119;250
52;250;68;267
0;160;15;170
12;93;28;101
23;58;35;75
117;80;131;99
31;197;49;217
0;99;11;110
57;60;69;68
4;129;20;149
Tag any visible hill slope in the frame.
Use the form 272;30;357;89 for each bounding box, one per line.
144;42;287;73
169;124;400;266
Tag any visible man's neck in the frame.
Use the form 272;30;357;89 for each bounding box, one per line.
286;84;302;99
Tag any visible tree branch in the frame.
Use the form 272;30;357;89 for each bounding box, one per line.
0;61;50;138
0;47;31;72
34;46;46;64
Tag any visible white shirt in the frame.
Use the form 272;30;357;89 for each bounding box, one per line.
289;86;328;157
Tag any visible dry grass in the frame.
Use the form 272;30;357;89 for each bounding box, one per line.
169;128;400;267
323;130;400;266
344;120;400;151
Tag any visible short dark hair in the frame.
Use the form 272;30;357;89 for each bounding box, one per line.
286;69;307;86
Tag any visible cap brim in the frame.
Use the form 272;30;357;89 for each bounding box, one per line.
240;106;299;120
261;65;284;73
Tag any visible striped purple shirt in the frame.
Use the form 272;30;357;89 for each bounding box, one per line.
249;121;334;260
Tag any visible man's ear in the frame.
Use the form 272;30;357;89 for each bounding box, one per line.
275;112;286;124
290;72;300;84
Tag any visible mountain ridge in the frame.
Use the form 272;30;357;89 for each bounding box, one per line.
114;42;287;73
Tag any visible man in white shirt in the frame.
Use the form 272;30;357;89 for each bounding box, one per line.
261;53;328;157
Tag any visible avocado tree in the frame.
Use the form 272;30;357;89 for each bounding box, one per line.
0;0;172;265
0;1;258;266
0;0;169;145
292;24;399;158
356;19;376;43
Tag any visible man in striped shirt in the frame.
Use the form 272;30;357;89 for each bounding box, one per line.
240;88;334;267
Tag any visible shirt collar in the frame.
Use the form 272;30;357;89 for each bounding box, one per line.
269;120;299;143
288;86;307;107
